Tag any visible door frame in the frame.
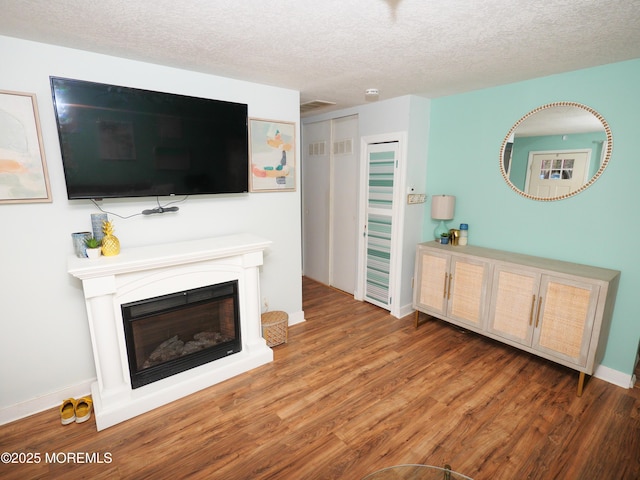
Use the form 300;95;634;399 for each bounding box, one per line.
355;131;408;318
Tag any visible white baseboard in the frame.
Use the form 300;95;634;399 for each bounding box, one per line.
397;303;415;319
593;364;635;389
0;379;94;426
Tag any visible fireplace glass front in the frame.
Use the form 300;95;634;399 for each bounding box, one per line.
121;280;242;388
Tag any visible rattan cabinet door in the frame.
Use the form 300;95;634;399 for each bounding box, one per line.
448;256;490;328
532;275;599;366
414;248;450;316
488;265;540;346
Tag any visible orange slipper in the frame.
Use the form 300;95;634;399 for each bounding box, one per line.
75;396;93;424
60;398;76;425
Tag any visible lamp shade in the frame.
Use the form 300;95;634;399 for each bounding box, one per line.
431;195;455;220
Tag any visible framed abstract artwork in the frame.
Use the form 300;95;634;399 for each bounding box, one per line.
249;118;296;192
0;90;52;203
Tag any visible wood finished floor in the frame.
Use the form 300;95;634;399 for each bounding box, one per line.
1;277;639;479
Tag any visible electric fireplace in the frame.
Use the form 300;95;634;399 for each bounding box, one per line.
122;281;242;388
67;234;274;431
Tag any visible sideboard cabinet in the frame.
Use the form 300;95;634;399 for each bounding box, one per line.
413;242;620;395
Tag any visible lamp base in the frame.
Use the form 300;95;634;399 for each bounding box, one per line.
434;220;449;241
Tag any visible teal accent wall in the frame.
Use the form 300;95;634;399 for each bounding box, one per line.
425;59;640;376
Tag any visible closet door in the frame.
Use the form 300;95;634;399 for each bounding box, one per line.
362;141;399;310
329;116;358;294
302;116;358;293
302;121;330;284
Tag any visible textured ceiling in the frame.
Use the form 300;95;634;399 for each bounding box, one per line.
1;0;640;116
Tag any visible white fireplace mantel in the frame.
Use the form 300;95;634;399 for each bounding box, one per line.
68;233;274;431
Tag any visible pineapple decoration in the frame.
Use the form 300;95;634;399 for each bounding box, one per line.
101;219;120;256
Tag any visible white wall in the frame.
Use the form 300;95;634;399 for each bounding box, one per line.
0;35;302;422
401;96;430;314
304;95;430;316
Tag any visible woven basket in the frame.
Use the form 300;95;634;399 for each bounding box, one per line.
261;311;288;347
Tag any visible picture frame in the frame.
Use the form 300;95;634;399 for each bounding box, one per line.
249;118;296;192
0;90;52;203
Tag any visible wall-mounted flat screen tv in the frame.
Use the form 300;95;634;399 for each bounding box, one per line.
50;77;249;199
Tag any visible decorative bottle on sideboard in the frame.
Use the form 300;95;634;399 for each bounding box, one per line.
459;224;468;246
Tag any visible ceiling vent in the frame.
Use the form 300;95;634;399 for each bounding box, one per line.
300;100;336;114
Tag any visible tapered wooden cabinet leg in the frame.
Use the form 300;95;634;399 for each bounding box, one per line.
414;310;420;329
577;371;586;397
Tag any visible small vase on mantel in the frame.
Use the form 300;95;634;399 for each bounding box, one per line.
101;220;120;256
90;213;108;242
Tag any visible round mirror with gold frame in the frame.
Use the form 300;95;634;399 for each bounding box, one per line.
500;102;613;201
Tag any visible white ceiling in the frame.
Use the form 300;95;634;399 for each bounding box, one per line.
515;105;607;137
2;0;640;116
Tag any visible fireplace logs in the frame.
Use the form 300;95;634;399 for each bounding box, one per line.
142;331;234;369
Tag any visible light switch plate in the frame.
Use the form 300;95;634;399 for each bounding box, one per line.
407;193;426;204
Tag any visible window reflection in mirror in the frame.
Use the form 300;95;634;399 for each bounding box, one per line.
500;103;612;201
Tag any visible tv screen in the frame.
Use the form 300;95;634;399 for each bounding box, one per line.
50;77;249;199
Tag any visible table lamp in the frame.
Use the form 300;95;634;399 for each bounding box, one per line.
431;195;455;240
